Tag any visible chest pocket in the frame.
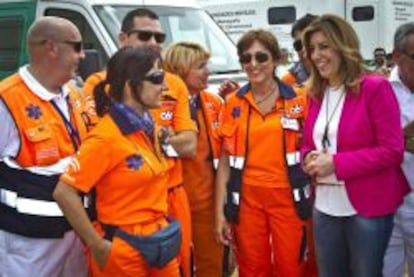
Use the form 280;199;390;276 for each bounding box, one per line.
24;124;59;165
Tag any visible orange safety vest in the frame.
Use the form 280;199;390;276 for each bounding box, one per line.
0;72;88;238
221;81;312;223
198;90;222;169
1;74;87;166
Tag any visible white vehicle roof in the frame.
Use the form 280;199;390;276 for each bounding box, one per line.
71;0;200;8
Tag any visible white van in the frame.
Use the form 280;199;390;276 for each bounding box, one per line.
0;0;245;90
200;0;414;60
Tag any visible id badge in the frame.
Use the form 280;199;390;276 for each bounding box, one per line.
281;116;299;131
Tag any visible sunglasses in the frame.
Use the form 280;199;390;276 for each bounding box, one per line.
239;51;270;64
144;71;165;85
61;40;83;53
402;50;414;60
128;29;166;44
293;40;303;52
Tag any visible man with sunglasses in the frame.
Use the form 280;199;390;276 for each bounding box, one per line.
0;17;88;276
282;14;317;87
83;8;197;277
383;22;414;277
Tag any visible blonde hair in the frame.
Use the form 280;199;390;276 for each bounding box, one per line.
163;42;210;80
303;14;366;97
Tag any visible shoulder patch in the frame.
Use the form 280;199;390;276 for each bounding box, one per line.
26;104;42;120
126;154;143;170
231;106;241;118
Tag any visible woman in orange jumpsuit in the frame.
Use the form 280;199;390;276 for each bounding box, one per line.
53;47;180;277
215;30;312;276
164;42;224;277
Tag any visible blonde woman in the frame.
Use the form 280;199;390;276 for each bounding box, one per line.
164;42;224;277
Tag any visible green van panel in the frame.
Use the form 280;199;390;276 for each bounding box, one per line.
0;1;36;80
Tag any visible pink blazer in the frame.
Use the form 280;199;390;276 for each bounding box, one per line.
301;74;410;217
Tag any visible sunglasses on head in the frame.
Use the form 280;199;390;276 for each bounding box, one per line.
293;40;303;52
128;29;166;44
61;40;83;53
239;51;270;64
144;71;165;85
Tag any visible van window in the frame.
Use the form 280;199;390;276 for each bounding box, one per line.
45;8;108;65
352;6;374;22
268;6;296;25
0;16;24;72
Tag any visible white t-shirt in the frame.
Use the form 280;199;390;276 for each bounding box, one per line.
313;85;357;216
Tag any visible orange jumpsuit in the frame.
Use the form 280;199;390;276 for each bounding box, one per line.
219;82;310;277
60;111;180;277
181;91;223;277
83;71;197;277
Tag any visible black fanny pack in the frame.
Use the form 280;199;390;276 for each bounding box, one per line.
103;219;182;268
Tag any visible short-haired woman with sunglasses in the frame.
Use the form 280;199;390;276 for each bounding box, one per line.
54;47;182;277
215;29;312;276
300;14;410;277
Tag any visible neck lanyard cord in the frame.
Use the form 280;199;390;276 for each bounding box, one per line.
323;89;345;148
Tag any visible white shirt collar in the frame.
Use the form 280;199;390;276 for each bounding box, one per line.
389;66;401;83
18;65;70;101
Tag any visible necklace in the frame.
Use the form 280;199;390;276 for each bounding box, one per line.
254;83;277;105
322;87;345;149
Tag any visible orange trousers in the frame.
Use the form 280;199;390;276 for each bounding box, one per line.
168;186;193;277
233;185;308;277
89;219;180;277
191;208;224;277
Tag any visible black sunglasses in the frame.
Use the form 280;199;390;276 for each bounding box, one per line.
144;71;165;85
239;51;269;64
37;39;83;53
402;50;414;60
293;40;303;52
61;40;83;53
128;30;166;44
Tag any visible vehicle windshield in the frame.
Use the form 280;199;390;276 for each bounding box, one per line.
94;5;241;74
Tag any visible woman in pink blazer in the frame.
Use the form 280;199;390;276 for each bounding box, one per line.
300;14;410;277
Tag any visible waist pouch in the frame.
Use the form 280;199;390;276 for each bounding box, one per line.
114;219;182;268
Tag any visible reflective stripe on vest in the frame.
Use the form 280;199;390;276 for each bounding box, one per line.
229;155;245;170
213;158;219;170
286;151;300;166
0;188;63;217
292;184;311;202
0;157;89;217
2;156;71;175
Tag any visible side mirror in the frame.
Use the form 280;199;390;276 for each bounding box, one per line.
78;49;103;81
